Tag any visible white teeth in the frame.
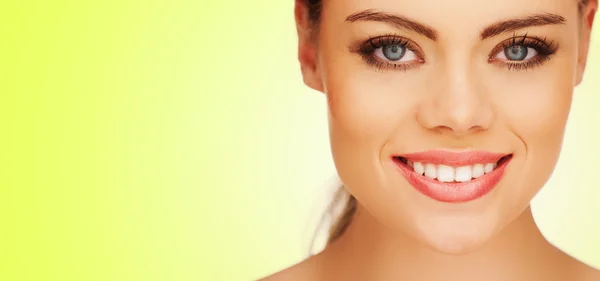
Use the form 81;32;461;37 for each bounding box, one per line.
414;162;425;175
484;163;494;174
424;163;437;179
437;165;455;182
406;160;500;182
472;164;485;178
455;166;472;182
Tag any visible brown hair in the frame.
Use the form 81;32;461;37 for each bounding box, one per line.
303;0;593;248
324;185;357;244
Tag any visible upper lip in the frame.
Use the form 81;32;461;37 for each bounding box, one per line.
395;149;511;166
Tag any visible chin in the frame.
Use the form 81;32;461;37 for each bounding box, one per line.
423;236;487;256
411;218;497;256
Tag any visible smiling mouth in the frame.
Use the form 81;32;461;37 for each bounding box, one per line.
393;155;513;183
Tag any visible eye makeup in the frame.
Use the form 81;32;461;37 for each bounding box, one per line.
349;34;425;71
349;32;560;72
488;33;559;71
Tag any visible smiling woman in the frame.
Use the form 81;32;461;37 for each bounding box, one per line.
260;0;598;280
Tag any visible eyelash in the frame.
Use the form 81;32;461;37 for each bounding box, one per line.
488;33;558;71
351;33;559;72
351;35;424;71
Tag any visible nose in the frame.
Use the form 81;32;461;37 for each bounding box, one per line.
416;60;494;136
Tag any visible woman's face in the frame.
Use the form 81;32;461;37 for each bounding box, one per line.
297;0;595;254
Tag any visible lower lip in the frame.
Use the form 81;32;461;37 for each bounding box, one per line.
393;157;511;203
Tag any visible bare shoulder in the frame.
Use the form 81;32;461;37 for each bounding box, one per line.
256;252;325;281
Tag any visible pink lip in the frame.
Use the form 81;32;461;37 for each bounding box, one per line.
392;150;512;203
398;150;508;166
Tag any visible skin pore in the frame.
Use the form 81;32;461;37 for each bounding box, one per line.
261;0;598;280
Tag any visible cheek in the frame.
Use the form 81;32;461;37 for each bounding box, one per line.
325;72;393;186
325;69;424;181
493;62;575;198
501;84;572;145
327;77;397;141
498;68;574;151
324;68;423;145
322;60;416;193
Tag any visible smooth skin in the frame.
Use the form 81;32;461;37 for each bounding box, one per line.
262;0;598;280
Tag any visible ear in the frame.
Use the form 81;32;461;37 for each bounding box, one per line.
295;0;324;92
575;0;598;86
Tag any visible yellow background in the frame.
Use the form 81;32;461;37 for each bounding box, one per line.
1;1;599;280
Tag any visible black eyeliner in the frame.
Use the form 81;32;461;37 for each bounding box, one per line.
349;34;425;71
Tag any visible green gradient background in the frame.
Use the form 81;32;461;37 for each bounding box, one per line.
1;1;599;280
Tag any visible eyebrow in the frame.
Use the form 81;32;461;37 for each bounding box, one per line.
345;10;567;41
346;9;438;40
479;13;566;39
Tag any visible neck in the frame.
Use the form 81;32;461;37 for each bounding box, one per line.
323;204;570;281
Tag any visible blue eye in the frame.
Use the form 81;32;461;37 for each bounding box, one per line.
504;45;529;61
352;35;424;71
381;45;406;61
496;45;538;62
488;34;559;71
373;44;418;63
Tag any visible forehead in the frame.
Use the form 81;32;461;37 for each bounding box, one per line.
321;0;579;34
